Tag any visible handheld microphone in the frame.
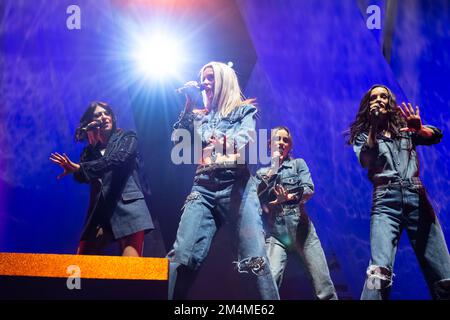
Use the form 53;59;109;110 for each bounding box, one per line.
75;120;102;141
272;149;282;159
175;82;207;94
80;120;102;131
271;149;283;169
370;107;380;117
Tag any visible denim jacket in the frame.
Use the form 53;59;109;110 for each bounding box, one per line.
353;125;443;186
255;158;314;215
173;104;257;153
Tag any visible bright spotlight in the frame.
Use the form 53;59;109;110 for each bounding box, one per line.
133;33;184;79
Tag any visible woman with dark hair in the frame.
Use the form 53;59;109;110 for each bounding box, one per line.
168;61;279;300
50;101;153;256
256;126;337;299
75;101;117;142
347;85;404;147
347;85;450;299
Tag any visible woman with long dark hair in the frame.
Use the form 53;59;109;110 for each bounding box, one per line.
50;101;153;256
347;85;450;299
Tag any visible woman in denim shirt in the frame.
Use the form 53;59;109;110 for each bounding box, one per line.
348;85;450;299
256;126;337;300
167;62;279;300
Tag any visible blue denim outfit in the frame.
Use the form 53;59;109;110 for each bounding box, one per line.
174;104;258;156
256;158;337;300
354;125;450;300
168;105;280;300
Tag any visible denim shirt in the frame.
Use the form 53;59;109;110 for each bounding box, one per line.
255;158;314;214
353;125;443;186
173;104;257;152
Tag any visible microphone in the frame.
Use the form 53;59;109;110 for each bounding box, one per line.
271;149;283;169
175;82;207;94
75;120;102;141
80;120;102;132
272;149;282;159
370;104;381;118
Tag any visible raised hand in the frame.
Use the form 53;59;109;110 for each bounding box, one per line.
269;184;296;205
49;152;80;179
398;102;422;132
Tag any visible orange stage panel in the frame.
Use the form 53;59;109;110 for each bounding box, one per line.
0;253;168;280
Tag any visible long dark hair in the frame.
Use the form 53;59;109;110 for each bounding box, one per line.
346;85;406;145
75;101;117;142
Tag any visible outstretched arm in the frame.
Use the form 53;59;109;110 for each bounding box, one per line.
398;102;443;145
49;152;81;180
76;132;138;181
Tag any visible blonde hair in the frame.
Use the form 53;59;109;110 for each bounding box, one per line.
200;61;255;117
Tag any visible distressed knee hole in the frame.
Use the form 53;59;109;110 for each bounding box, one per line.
233;256;267;276
365;265;394;290
166;249;175;260
181;191;202;210
434;278;450;300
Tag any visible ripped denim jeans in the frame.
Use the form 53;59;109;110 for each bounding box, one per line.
167;168;279;300
361;184;450;300
265;212;338;300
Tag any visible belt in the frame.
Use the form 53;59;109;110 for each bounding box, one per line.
374;177;422;188
195;162;246;175
278;206;301;217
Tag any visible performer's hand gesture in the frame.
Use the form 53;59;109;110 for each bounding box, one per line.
269;184;296;205
50;152;80;180
398;102;422;132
